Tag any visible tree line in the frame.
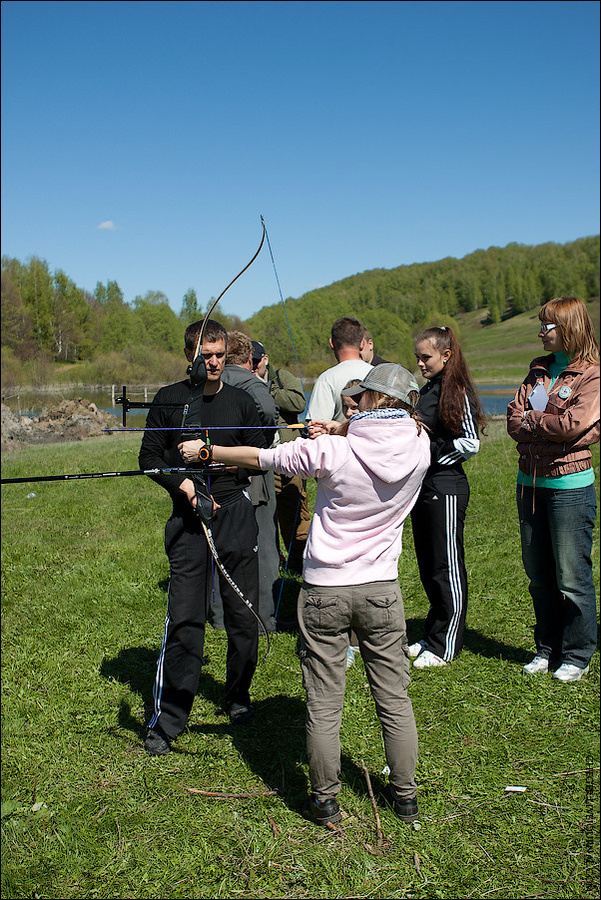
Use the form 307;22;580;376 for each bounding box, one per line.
1;235;599;386
246;236;600;375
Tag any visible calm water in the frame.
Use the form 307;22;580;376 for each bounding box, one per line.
4;382;518;423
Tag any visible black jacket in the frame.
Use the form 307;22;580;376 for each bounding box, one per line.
416;374;480;493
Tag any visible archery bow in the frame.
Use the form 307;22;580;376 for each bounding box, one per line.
178;218;271;654
187;217;266;389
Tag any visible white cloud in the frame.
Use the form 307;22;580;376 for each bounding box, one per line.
97;220;117;231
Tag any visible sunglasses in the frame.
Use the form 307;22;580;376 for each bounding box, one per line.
538;322;557;334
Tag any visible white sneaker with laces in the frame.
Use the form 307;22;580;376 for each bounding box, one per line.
413;649;446;669
408;640;426;659
553;663;590;683
523;655;549;675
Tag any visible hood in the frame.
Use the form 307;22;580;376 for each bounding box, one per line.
346;409;429;484
222;365;256;391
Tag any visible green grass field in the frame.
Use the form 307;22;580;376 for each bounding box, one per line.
1;427;599;900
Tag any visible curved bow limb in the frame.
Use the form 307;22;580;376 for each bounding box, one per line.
188;218;266;387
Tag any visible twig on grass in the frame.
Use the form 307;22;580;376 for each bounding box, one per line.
549;765;600;778
413;851;425;880
266;815;281;837
179;784;279;799
361;760;384;845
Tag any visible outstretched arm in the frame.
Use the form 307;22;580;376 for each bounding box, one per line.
179;439;261;469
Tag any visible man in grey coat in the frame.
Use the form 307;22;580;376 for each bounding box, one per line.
217;331;280;633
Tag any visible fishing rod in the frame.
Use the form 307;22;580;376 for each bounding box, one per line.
0;465;224;486
104;424;309;433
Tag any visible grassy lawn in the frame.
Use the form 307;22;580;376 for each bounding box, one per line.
1;427;599;899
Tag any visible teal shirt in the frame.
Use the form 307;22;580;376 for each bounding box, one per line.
517;351;595;490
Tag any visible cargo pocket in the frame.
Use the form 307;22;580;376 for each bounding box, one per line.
364;591;404;632
302;592;341;634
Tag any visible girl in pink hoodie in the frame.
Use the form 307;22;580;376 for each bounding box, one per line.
179;364;430;827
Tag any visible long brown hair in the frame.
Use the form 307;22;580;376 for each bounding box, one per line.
539;297;600;366
414;326;486;435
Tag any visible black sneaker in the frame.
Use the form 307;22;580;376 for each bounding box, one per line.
229;703;255;725
303;794;342;826
144;727;171;756
383;786;419;823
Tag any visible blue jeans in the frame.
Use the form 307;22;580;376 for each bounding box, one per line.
517;484;598;667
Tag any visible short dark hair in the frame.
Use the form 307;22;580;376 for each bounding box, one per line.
331;316;366;351
185;319;227;353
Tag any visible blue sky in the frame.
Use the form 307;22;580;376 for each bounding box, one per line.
1;0;599;321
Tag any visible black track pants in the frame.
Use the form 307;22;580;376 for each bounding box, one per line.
149;493;259;739
410;483;469;661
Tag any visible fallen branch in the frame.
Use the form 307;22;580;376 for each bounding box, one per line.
549;766;600;778
361;760;384;845
180;784;278;799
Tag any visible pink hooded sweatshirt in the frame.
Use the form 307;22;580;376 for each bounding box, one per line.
258;409;430;586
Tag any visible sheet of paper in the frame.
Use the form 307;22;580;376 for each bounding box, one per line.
528;382;548;411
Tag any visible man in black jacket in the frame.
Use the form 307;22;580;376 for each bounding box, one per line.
139;319;266;754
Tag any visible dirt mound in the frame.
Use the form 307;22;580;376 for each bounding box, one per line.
1;399;120;452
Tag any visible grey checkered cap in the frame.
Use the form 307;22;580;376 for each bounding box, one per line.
343;363;420;405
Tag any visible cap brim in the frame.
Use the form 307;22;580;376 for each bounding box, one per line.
341;383;366;398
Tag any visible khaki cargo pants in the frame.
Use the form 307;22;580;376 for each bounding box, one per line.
298;580;418;803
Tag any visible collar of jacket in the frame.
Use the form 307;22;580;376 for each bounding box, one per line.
528;353;588;376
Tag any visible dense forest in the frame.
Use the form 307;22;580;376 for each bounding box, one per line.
1;235;599;387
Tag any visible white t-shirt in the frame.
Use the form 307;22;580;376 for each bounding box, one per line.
306;359;373;422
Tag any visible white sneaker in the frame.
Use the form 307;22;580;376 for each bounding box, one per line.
523;655;549;675
413;650;446;669
408;640;426;659
346;645;359;670
553;663;590;683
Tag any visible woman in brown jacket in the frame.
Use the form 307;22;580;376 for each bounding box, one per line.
507;297;600;683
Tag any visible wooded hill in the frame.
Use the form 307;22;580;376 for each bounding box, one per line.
1;235;599;387
247;235;600;376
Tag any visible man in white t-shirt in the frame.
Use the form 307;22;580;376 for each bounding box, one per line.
306;316;373;423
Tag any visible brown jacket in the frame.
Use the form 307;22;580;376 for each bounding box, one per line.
507;354;600;478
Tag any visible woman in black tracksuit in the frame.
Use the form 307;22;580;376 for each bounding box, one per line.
409;326;486;668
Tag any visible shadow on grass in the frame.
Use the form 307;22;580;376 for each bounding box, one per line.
100;646;311;813
190;671;310;814
407;616;530;664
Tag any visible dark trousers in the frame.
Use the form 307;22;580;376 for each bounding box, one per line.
517;483;597;667
149;493;259;739
410;483;469;661
274;472;311;573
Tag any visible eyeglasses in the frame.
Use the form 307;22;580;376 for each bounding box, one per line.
538;322;557;334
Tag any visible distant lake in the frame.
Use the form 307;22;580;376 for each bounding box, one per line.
3;382;518;425
302;383;517;418
475;384;518;416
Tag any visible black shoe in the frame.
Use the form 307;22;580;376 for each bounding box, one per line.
393;797;419;822
383;786;419;823
303;794;342;826
229;703;255;725
144;727;171;756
